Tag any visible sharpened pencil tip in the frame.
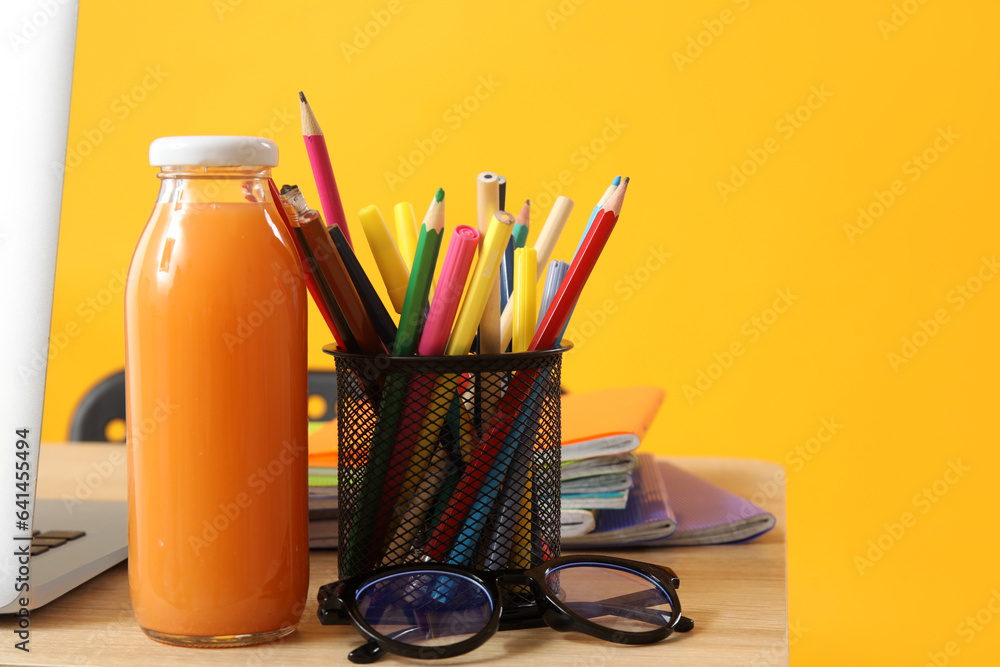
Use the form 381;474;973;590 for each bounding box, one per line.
622;177;630;184
435;188;444;202
525;199;530;205
612;175;621;186
298;91;307;103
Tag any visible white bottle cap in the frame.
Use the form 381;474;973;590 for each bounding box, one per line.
149;136;278;167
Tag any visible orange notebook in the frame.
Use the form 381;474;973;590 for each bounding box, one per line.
560;386;665;461
308;419;338;468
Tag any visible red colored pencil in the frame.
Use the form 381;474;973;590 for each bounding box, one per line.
421;372;531;561
423;178;630;559
531;177;629;351
300;91;353;247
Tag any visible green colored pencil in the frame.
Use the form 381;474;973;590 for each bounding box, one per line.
512;205;529;250
393;188;445;355
344;188;446;569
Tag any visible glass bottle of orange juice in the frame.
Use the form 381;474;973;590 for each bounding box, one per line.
125;136;309;647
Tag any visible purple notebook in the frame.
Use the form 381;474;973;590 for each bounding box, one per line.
655;460;775;545
561;453;676;547
561;454;776;547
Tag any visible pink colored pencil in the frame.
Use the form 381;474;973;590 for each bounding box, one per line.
299;91;352;247
418;225;480;356
373;225;481;553
380;226;479;499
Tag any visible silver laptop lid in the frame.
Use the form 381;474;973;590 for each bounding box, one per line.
0;0;79;608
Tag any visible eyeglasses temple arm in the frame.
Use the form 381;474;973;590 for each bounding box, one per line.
591;589;669;609
348;639;385;664
565;600;694;632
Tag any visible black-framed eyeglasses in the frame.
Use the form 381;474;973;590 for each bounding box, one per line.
317;554;694;663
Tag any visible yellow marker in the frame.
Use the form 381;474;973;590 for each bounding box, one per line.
511;469;532;571
393;202;418;271
359;204;411;314
512;247;537;353
500;195;573;350
446;210;515;356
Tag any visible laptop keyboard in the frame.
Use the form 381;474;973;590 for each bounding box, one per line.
30;529;86;556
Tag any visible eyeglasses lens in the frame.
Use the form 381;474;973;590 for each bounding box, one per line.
545;564;674;633
356;571;493;647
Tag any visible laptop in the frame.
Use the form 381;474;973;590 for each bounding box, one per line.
0;0;129;614
0;499;128;612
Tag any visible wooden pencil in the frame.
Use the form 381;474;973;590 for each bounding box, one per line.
266;178;353;351
300;91;353;247
476;171;502;355
282;185;385;355
499;195;573;350
532;179;628;350
328;225;397;350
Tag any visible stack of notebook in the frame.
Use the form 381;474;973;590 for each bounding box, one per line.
561;452;776;546
307;385;776;550
308;421;339;549
557;386;775;547
558;387;665;512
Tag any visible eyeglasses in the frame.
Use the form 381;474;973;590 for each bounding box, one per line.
317;554;694;663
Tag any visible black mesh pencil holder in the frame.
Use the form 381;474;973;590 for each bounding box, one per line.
325;343;568;608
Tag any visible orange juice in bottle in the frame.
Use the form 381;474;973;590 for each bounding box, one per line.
125;136;308;647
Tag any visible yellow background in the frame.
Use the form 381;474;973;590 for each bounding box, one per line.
43;0;999;664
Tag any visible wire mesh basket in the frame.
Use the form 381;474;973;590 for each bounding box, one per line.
326;344;567;606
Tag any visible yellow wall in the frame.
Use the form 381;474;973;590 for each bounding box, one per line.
46;1;999;663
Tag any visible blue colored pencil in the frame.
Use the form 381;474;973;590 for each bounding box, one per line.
443;375;546;568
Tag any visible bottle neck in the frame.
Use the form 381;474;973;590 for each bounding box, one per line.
155;165;273;205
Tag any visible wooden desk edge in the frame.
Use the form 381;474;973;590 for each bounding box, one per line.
4;444;789;667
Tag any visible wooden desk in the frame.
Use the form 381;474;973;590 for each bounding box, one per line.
2;445;787;666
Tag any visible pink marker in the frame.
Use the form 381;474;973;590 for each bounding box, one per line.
418;225;480;356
